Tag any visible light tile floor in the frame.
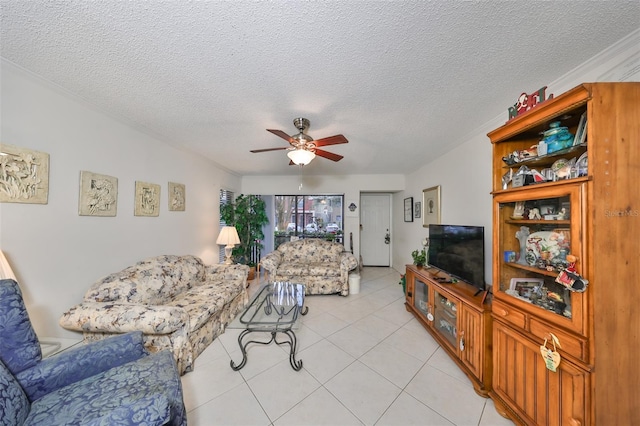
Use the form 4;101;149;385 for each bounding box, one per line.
181;267;514;426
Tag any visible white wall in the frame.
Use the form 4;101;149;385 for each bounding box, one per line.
0;61;241;338
395;127;495;278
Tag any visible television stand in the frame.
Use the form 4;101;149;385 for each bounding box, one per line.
404;264;492;397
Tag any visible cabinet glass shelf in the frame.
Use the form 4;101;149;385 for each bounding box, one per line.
496;191;579;320
502;143;587;169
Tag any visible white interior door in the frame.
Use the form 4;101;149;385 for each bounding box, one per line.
360;194;391;266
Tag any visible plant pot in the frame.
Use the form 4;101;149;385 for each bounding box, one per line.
247;266;256;281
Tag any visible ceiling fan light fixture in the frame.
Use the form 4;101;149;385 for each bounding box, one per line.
287;149;316;165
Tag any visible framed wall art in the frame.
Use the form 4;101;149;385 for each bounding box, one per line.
414;201;422;218
168;182;185;211
134;181;160;217
404;197;413;222
422;185;441;227
0;143;50;204
79;171;118;216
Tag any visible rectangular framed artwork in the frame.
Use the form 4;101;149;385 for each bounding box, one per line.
0;143;50;204
422;185;441;227
414;201;422;218
79;171;118;216
168;182;185;211
134;181;160;217
509;278;544;301
404;197;413;222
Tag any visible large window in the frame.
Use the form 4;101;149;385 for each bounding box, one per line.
274;195;344;248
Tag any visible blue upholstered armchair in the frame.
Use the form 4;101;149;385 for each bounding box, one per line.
0;279;187;425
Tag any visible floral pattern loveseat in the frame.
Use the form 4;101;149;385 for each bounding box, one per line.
260;239;358;296
59;255;248;375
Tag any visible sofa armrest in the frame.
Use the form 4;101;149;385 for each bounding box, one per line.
59;302;189;335
205;264;249;283
340;252;359;272
259;251;283;274
17;332;148;401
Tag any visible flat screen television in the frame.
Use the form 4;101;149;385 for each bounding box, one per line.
427;224;485;291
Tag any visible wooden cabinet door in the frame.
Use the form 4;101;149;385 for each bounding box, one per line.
432;289;458;350
405;269;415;305
493;322;589;426
459;306;483;379
493;183;587;337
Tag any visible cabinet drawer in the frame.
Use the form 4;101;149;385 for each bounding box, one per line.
529;318;588;363
493;299;526;329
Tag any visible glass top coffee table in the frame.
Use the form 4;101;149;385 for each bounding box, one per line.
227;282;308;371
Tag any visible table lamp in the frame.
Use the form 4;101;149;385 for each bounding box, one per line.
216;226;240;264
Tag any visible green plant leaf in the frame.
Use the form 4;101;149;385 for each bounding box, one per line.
220;194;269;265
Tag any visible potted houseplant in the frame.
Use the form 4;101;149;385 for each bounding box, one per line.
220;194;269;279
411;248;427;267
411;238;429;267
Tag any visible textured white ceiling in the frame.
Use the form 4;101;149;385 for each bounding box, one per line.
2;1;639;176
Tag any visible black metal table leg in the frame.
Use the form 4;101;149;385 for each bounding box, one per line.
230;328;303;371
273;329;303;371
230;329;277;371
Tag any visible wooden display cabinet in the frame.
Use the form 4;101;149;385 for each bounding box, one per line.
488;83;640;425
405;264;492;396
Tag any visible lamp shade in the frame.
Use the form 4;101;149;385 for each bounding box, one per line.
0;250;17;280
216;226;240;246
217;226;240;264
287;149;316;165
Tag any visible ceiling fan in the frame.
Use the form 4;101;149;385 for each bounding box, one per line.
250;118;348;165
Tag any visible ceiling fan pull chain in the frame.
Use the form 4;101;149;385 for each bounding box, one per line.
298;164;304;191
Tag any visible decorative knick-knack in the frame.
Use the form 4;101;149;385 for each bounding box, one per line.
515;226;530;265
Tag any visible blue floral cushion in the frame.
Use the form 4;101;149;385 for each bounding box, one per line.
17;332;148;402
0;279;42;375
0;359;29;425
25;350;186;425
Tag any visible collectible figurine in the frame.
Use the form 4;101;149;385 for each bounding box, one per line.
515;226;530;265
528;207;541;220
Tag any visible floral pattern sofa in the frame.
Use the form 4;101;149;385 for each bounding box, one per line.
260;239;358;296
59;255;248;375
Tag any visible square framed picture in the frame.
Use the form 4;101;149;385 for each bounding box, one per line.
78;171;118;216
134;181;160;216
422;185;441;227
0;143;50;204
404;197;413;222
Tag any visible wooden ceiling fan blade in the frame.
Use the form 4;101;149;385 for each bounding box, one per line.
313;134;348;147
315;149;343;161
250;147;290;153
266;129;293;142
